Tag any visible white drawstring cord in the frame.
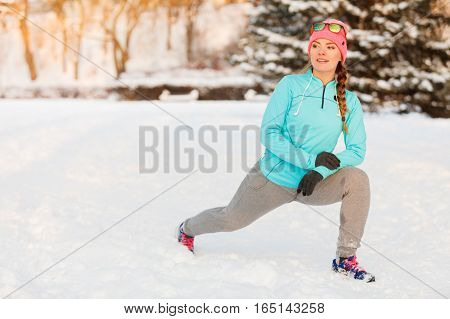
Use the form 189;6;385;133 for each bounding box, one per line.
293;74;313;116
294;73;341;117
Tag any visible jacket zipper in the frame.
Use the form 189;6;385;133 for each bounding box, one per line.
321;85;326;109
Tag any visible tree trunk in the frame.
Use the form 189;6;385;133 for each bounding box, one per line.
18;0;37;81
166;6;172;50
185;1;202;65
54;5;68;73
185;5;194;64
73;0;86;80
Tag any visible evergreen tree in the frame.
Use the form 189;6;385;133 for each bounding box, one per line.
231;0;449;117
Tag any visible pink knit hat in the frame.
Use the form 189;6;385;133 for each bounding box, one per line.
307;18;350;63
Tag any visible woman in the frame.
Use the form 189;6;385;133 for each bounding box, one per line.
177;18;375;283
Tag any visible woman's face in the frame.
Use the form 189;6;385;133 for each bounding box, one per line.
310;38;341;72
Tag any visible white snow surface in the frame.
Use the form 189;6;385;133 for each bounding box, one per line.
0;99;449;299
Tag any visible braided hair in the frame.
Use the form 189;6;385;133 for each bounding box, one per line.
335;61;349;134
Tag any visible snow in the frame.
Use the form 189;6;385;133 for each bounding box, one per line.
373;17;386;24
371;65;448;92
263;62;291;74
376;79;391;90
341;1;367;18
281;0;338;13
378;65;449;84
0;67;258;99
280;47;296;59
358;93;374;103
426;41;450;50
0;99;449;298
418;79;433;92
346;50;365;60
159;89;199;102
377;48;390;57
384;21;403;33
405;23;419;39
118;67;256;89
253;27;304;49
349;30;388;45
244;89;269;102
264;53;280;62
373;2;410;15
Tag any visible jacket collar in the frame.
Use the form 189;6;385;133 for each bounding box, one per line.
307;68;336;87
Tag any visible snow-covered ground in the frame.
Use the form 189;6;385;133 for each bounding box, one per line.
0;99;449;298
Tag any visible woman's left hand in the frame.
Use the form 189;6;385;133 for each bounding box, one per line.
297;171;324;196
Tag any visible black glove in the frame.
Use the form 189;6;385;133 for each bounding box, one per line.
315;152;340;170
297;170;324;196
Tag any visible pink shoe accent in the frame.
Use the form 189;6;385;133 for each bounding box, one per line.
178;223;195;253
341;256;366;273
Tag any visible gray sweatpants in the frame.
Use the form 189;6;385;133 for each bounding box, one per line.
183;161;371;258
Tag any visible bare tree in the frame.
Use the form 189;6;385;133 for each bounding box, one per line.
162;0;179;50
99;0;157;78
72;0;87;80
160;0;204;64
183;0;203;65
45;0;69;73
1;0;37;80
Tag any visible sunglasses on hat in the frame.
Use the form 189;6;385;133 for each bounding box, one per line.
309;23;347;36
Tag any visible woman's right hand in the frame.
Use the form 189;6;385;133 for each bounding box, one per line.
315;152;340;170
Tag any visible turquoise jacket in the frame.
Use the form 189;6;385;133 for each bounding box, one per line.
258;68;367;189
